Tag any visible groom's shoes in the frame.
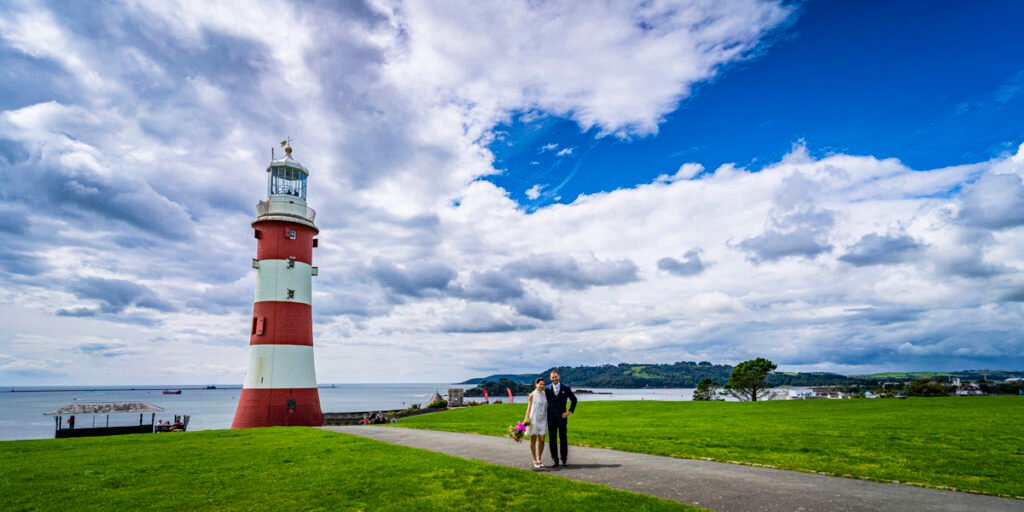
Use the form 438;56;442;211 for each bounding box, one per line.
552;460;561;468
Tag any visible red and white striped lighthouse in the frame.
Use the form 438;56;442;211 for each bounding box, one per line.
232;142;324;428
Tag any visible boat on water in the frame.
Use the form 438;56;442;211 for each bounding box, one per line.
162;389;182;395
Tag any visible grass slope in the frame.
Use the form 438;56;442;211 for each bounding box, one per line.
0;428;699;512
398;397;1024;498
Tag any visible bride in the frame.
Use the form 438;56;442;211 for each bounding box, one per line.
523;377;548;469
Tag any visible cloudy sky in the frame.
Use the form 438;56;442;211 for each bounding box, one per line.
1;0;1022;385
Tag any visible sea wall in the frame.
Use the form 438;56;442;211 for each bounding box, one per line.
323;407;439;425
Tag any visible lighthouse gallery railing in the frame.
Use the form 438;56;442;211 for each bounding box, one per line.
256;199;317;223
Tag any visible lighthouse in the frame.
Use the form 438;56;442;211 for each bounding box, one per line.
232;142;324;428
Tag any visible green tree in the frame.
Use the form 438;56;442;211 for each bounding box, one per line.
693;378;722;401
906;378;951;397
727;358;777;402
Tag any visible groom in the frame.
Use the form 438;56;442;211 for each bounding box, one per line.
545;369;578;467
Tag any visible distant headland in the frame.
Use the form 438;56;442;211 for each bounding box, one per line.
460;361;1024;396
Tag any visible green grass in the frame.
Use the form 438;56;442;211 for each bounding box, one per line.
398;397;1024;498
0;428;700;511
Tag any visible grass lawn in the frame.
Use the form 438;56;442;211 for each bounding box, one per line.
0;428;700;511
398;396;1024;498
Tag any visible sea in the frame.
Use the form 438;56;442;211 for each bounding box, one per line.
0;384;698;441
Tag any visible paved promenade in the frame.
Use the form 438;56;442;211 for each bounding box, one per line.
324;426;1024;512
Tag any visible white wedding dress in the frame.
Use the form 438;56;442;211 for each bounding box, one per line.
527;389;548;436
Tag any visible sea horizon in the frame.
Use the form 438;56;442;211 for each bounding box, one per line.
0;383;702;441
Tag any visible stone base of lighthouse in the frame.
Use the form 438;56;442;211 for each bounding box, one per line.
232;388;323;428
231;343;324;428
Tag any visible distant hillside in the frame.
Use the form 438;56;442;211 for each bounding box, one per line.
548;362;735;388
459;374;537;385
850;370;1024;381
462;361;863;395
766;372;863;386
460;364;1024;396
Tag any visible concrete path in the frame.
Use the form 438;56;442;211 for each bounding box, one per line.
324;426;1023;512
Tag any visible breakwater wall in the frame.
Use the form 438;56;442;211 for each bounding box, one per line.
323;407;439;425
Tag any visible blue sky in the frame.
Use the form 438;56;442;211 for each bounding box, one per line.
491;1;1024;208
0;0;1022;385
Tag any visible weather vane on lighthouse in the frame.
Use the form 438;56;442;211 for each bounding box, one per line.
232;140;324;428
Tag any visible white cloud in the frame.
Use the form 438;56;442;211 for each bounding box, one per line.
525;184;545;200
657;162;704;183
381;0;794;136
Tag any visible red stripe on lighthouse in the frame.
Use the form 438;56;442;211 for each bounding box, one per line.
254;220;317;265
231;387;323;428
250;301;313;346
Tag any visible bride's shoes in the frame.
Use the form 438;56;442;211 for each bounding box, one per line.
532;460;541;469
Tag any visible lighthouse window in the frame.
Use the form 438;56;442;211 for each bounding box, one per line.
269;166;307;200
287;289;295;299
287;258;295;268
288;229;297;240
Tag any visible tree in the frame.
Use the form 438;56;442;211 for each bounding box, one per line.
693;378;722;401
727;358;777;402
906;378;951;397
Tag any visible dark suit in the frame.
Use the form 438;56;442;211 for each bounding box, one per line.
545;382;577;464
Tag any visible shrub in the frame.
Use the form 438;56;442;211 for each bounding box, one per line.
906;378;952;397
693;378;723;401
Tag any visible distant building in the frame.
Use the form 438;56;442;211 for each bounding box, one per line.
447;388;464;407
956;382;985;396
811;388;850;399
785;388;851;399
429;391;443;404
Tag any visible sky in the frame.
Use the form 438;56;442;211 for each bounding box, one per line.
0;0;1022;385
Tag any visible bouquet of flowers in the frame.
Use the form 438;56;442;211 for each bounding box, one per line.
507;419;530;443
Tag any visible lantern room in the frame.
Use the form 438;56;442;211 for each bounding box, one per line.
268;161;307;200
256;142;316;228
266;142;309;200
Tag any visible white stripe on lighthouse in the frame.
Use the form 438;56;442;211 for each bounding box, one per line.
254;259;313;304
242;344;318;389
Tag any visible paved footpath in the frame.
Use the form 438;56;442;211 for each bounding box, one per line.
324;426;1024;512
